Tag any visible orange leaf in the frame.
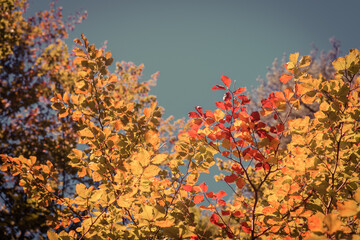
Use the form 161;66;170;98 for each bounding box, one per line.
154;219;174;228
280;74;293;84
182;185;192;192
221;75;231;88
200;182;208;192
193;194;204;203
262;206;276;215
217;190;227;199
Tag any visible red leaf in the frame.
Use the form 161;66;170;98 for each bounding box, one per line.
233;86;246;95
210;213;219;225
188;112;200;118
221;151;230;157
255;122;266;130
222;210;231;216
212;85;226;91
280;74;293;84
210;213;225;228
250;111;260;122
231;164;243;175
187;130;198;138
225;114;232;122
206;192;216;199
195;106;203;116
193;194;204;203
182;185;193;192
205;110;214;119
241;222;251;233
276;123;285;133
263;162;270;171
236;178;245;189
217;190;227;199
216;101;226;110
224;174;238;183
254;152;264;161
261;99;272;108
233;211;243;217
223;92;231;102
200;182;208;192
226;230;234;239
218;199;226;206
255;163;263;170
237;95;251;105
221;75;231;88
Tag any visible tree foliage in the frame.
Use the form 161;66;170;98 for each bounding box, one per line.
0;0;86;238
1;1;360;239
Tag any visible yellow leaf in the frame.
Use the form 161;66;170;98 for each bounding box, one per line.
129;160;142;176
355;189;360;203
47;230;59;240
145;130;160;149
338;200;358;217
90;190;103;202
154;219;174;228
214;108;225;121
63;92;70;103
323;213;341;234
108;74;117;83
88;162;99;171
78;71;88;78
58;109;69;118
143;165;161;178
105;51;111;59
71;95;79;105
289;52;299;64
78;167;87;177
152;154;167;164
140;205;154;220
76;183;87;198
299;55;311;68
332;57;346;71
92;172;102;182
133;149;151;167
79;128;94;138
117;197;132;208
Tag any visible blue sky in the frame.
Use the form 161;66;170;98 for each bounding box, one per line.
28;0;360;119
27;0;360;195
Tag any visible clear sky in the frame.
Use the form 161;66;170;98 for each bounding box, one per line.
27;0;360;119
26;0;360;194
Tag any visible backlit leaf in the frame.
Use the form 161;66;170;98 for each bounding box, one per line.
217;190;227;199
182;185;192;192
212;85;226;91
233;87;246;95
155;219;174;228
338;200;358;217
200;182;208;192
221;75;231;88
289;52;299;64
280;74;293;84
47;230;59;240
193;194;204;203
